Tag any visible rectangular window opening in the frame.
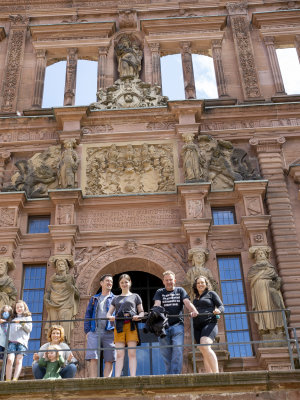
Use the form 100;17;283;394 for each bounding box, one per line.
27;215;50;234
212;207;236;225
22;265;47;366
218;255;253;358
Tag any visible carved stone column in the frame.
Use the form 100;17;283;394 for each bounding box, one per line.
211;39;228;97
64;48;78;106
0;151;11;190
263;36;285;95
149;42;162;87
226;2;262;101
180;42;196;99
97;46;109;91
178;183;211;248
1;15;29;113
295;35;300;64
32;49;47;109
250;136;300;327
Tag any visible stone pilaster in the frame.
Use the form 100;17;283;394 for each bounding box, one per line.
1;15;29;113
250;136;300;326
211;39;228;97
97;46;109;91
226;2;262;101
0;151;10;191
32;49;47;109
64;48;78;106
180;42;196;100
49;190;81;256
178;183;211;248
149;42;162;87
263;36;285;95
295;35;300;64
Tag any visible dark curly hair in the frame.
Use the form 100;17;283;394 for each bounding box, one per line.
192;275;212;298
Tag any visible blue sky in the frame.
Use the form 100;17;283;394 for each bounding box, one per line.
42;48;300;107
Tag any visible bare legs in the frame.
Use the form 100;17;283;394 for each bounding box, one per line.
198;336;219;373
6;354;24;380
89;359;113;378
115;341;137;377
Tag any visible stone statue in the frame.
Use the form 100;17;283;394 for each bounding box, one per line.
115;35;143;79
44;255;80;344
58;139;79;189
183;248;217;301
181;133;201;182
0;257;17;310
248;246;286;337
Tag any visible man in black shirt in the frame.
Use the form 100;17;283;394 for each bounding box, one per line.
153;270;198;374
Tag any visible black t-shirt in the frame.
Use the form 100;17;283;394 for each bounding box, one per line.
153;287;189;326
193;290;224;325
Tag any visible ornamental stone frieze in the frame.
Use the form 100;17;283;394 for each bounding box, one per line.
84;142;175;195
181;133;260;190
90;33;168;110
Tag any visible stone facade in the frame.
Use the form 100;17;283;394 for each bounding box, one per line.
0;0;300;391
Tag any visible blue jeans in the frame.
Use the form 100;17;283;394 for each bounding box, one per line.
32;362;77;379
158;322;184;374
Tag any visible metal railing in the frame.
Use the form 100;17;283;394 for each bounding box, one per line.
0;307;298;381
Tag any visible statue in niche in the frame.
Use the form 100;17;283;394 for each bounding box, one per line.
197;135;217;181
181;133;201;182
58;139;79;189
44;256;80;344
247;246;286;338
0;257;17;310
115;35;143;79
183;248;218;301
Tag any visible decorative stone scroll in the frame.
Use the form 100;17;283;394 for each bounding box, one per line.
3;139;79;198
85;142;175;195
181;133;260;190
90;34;168;110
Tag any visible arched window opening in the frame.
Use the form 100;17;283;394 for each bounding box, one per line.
276;48;300;95
42;60;66;108
160;54;185;100
75;59;98;106
192;54;218;99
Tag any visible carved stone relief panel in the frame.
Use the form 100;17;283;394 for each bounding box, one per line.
0;207;17;226
83;142;176;195
56;205;74;225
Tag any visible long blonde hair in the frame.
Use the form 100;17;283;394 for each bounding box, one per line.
13;300;31;317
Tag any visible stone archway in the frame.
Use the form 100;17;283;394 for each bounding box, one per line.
76;243;185;296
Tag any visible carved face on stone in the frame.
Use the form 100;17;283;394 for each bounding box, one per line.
0;260;8;277
55;259;68;275
192;251;206;267
255;248;268;262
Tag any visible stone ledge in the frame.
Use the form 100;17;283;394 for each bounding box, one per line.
0;371;300;398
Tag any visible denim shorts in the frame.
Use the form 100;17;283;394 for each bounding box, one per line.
8;342;27;355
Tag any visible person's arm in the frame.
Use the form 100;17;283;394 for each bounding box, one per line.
211;292;225;315
84;297;94;334
106;304;116;322
154;300;161;307
60;343;76;364
38;357;47;368
132;303;144;321
153;289;162;307
20;316;32;333
183;298;198;317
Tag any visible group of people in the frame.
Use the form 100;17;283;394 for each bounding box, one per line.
84;270;224;377
0;269;224;381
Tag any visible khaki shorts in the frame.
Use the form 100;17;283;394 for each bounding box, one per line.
114;322;138;344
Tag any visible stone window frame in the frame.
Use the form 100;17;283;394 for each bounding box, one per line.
29;21;116;108
27;214;51;234
211;206;236;226
141;15;229;99
252;9;300;98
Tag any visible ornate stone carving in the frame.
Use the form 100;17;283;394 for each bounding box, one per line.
1;28;26;112
0;207;16;226
64;48;78;106
3;139;79;197
0;257;17;310
181;134;260;190
44;255;80;344
229;11;262;99
146;121;176;131
187;199;203;219
58;139;79;189
90;34;168;110
57;205;73;225
180;41;196;99
124;240;138;254
119;9;137;29
248;246;286;341
183;248;218;301
85;142;175;195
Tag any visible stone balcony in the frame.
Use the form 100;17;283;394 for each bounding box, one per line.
0;371;300;400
